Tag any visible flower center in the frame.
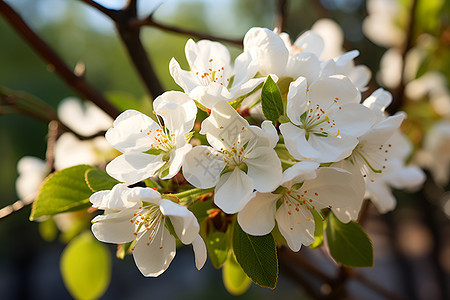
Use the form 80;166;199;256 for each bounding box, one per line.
352;142;390;182
195;58;230;87
282;189;329;231
300;98;342;139
130;203;166;249
140;126;176;153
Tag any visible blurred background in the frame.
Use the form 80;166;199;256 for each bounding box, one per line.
0;0;449;299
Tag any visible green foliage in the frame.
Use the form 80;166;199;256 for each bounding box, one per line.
106;91;152;115
309;210;325;249
207;230;230;268
232;221;278;289
60;232;111;300
261;75;284;123
30;165;95;220
38;218;58;242
222;252;252;296
326;212;374;267
85;168;120;192
229;81;264;109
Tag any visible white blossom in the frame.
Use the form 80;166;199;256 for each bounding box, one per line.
90;184;206;277
238;162;358;251
182;101;282;214
105;91;197;184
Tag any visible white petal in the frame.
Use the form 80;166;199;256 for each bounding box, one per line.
106;152;165;185
182;146;225;188
387;166;425;190
133;226;176;277
161;143;192;180
286;77;308;125
245;147;282;193
249;121;279;149
286;52;321;84
214;168;255;214
280;123;320;160
232;50;260;88
349;65;371;91
332;103;377;137
126;186;162;204
294;31;324;56
243;27;289;76
330;160;365;223
237;192;279;235
153;91;197;135
91;210;136;244
90;184;137;210
105;110;159;153
58;97;112;136
169;58;199;92
160;199;199;245
282;161;320;185
276;203;315;251
366;180;396;213
301;167;355;209
309;75;360;108
308;134;358;163
192;235;207;270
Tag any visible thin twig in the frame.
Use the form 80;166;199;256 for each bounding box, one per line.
129;17;243;47
0;1;120;118
388;0;418;114
275;0;289;32
351;271;407;300
79;0;165;99
45;121;59;172
77;0;120;20
0;87;104;140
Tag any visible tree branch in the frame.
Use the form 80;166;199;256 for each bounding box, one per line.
79;0;165;99
128;17;243;47
387;0;418;114
0;1;120;118
77;0;120;20
275;0;289;32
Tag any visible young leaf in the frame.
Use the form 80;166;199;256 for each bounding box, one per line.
207;230;230;268
326;212;374;267
85;168;120;192
223;253;252;295
60;232;111;300
261;75;284;123
30;165;96;220
309;210;326;249
232;222;278;289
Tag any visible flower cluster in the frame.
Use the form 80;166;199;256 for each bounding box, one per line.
85;26;425;277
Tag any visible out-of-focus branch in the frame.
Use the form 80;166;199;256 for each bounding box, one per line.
0;87;106;141
0;1;120;119
80;0;164;99
78;0;120;20
351;270;407;300
275;0;288;32
388;0;418;114
129;17;243;47
45;121;59;172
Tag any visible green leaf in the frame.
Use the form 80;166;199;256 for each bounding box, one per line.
30;165;96;220
223;253;252;296
261;75;284;123
232;222;278;289
207;231;230;268
309;210;326;249
60;232;111;300
144;178;159;189
188;197;213;223
85;168;120;192
326;212;374;267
